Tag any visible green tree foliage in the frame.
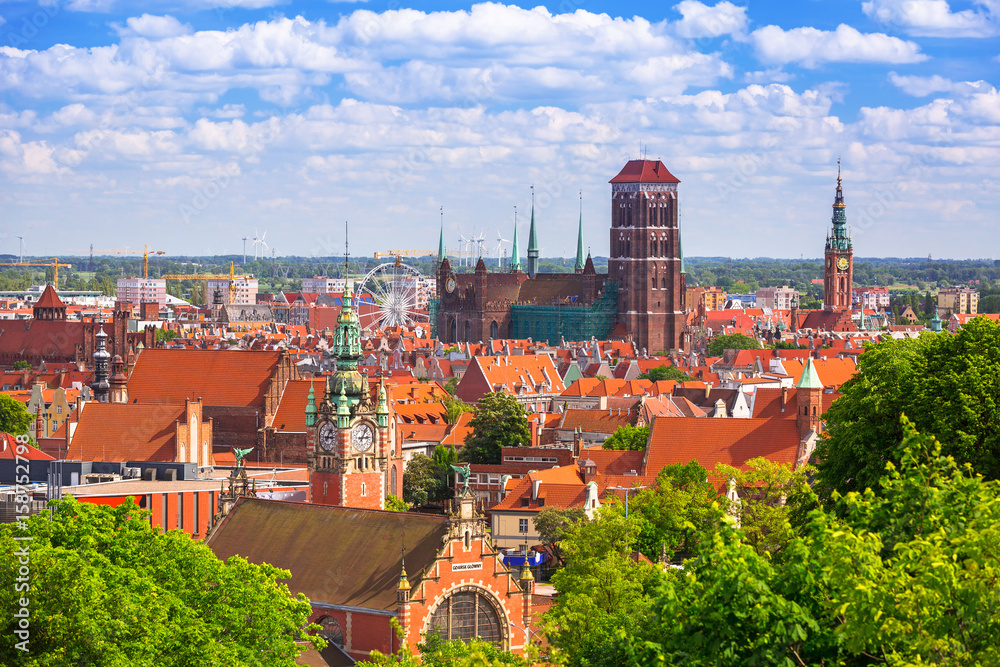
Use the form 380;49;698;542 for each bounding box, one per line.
156;328;180;343
715;457;818;558
461;392;530;464
816;317;1000;497
545;510;662;666
638;365;691;382
533;506;588;566
0;394;34;436
359;622;529;666
628;462;724;562
0;497;322;667
384;494;408;511
12;361;30;371
613;419;1000;667
443;396;472;424
601;424;650;451
402;454;446;506
706;332;760;356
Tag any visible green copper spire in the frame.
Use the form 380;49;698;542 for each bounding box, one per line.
526;186;539;277
797;356;823;390
679;234;686;274
510;206;522;272
826;159;852;252
305;378;317;426
329;280;364;405
574;191;585;273
437;206;445;263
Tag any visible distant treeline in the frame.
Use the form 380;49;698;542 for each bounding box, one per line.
3;254;998;312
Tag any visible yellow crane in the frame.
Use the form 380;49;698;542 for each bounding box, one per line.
0;259;72;289
162;262;246;304
66;245;165;278
374;250;436;267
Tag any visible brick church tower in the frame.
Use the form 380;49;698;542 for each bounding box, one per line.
306;282;390;510
824;161;853;310
608;160;688;354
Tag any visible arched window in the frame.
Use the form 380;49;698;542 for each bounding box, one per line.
428;587;505;646
464;321;471;341
490;321;498;339
316;616;344;647
450;318;458;342
662;276;667;288
390;466;398;495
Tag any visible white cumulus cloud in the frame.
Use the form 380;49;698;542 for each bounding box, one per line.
673;1;749;39
862;0;1000;38
750;23;928;67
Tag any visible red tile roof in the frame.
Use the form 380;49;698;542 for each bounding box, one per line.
34;285;66;309
751;388;840;420
0;433;54;460
644;416;803;474
609;160;680;184
128;349;282;406
271;379;314;432
558;408;635;433
67;402;185;462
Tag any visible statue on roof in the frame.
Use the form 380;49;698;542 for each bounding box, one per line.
233;446;253;469
451;463;472;495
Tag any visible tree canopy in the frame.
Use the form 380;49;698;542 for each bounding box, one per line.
638;365;691;382
601;424;649;451
0;394;34;436
461;392;531;464
0;497;322;667
706;332;760;356
816;316;1000;498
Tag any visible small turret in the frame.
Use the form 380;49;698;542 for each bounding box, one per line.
305;378;317;427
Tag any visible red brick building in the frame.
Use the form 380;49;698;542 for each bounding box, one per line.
206;492;536;662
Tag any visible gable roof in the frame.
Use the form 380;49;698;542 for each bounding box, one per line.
128;349;282;406
206;498;449;611
67;402;185;462
609;160;680;184
644;416;803;474
270;379;314;432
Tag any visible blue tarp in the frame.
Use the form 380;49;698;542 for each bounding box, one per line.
498;551;547;568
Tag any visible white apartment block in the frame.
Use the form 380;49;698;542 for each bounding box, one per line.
206;277;259;305
116;277;167;308
301;277;347;294
755;285;799;310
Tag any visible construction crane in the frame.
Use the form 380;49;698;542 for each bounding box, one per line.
0;259;72;288
162;262;246;304
66;245;165;278
373;250;437;267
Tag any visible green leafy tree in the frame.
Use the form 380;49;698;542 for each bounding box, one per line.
443;396;472;424
546;510;661;666
402;453;446;506
359;622;530;666
0;497;322;667
817;317;1000;498
156;328;180;343
12;361;30;371
461;392;530;464
601;424;650;451
637;365;691;382
533;506;588;566
384;494;408;511
714;457;818;559
628;461;724;562
0;394;34;436
706;332;760;356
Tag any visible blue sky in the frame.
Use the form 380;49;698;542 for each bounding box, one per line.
0;0;997;261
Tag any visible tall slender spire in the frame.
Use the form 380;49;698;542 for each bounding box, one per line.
827;158;851;251
574;191;585;273
679;234;686;274
527;185;539;278
437;206;445;263
510;206;521;272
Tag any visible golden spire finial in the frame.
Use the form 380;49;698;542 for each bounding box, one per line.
837;157;841;184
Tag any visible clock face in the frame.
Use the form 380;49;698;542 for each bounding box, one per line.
837;257;850;271
318;422;336;452
445;277;457;293
352;423;374;452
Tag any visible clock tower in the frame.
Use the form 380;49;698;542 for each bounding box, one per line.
306;282;390;510
824;161;853;310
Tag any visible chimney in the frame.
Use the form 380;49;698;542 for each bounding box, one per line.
704;384;711;399
531;478;541;501
781;386;788;411
714;398;727;418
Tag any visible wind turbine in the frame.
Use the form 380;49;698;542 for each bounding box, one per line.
494;227;510;268
252;228;269;260
474;229;488;259
241;236;248;265
457;230;472;267
6;225;34;263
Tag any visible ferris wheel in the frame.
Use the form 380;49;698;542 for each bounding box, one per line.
355;261;429;331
